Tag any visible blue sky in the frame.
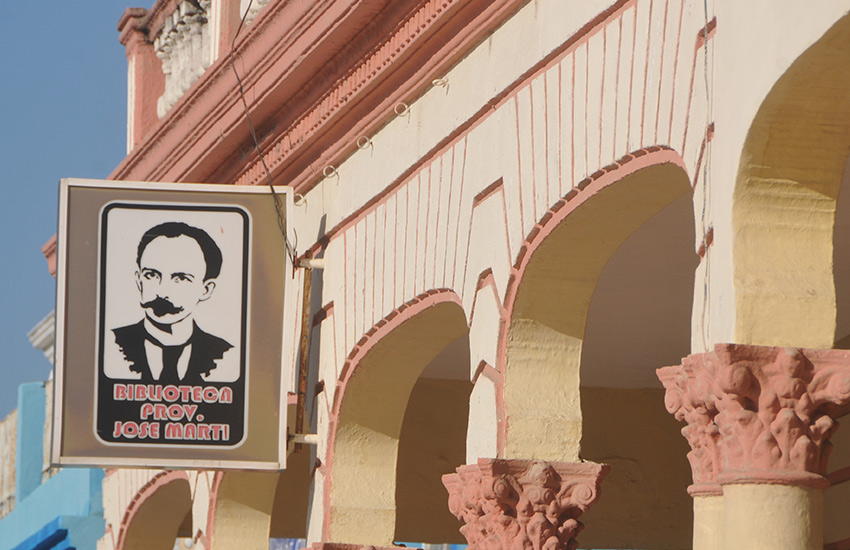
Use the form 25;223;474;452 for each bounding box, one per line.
0;2;127;417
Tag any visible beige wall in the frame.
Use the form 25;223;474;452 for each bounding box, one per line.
395;377;471;544
580;387;693;550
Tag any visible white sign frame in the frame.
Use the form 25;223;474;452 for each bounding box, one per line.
53;179;297;470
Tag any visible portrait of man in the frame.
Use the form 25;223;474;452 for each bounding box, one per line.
94;202;250;446
110;221;234;385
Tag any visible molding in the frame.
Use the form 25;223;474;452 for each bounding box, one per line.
110;0;528;192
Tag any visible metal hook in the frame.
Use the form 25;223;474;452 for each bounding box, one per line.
323;165;338;179
294;193;306;206
356;136;372;149
394;102;410;117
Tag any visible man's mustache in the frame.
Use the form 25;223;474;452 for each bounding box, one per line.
142;297;183;316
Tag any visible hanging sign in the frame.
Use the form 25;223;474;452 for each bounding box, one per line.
52;179;297;470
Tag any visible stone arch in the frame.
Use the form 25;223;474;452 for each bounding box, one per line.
733;14;850;349
324;290;470;544
117;471;192;550
500;148;693;462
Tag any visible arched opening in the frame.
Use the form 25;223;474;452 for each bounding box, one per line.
326;292;469;545
118;472;192;550
502;153;693;549
733;14;850;350
395;334;470;544
578;192;696;549
503;154;692;462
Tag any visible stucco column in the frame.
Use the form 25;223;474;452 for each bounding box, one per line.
441;458;609;550
658;344;850;550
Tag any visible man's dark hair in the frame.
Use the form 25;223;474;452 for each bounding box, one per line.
137;222;223;280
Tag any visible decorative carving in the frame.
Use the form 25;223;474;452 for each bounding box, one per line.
442;458;609;550
154;0;212;118
658;344;850;491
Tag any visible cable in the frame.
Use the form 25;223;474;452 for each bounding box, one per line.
228;0;297;263
699;0;713;353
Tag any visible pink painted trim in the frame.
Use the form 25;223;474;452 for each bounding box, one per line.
697;225;714;258
695;17;718;50
469;268;508;324
667;0;685;143
681;18;716;153
692;121;715;190
322;289;463;540
116;470;191;550
42;235;57;278
472;360;501;385
472;178;504;207
313;301;335;327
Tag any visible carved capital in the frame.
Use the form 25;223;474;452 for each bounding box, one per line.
658;344;850;491
442;458;609;550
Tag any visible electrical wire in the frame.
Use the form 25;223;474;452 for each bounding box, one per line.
229;0;297;264
699;0;713;353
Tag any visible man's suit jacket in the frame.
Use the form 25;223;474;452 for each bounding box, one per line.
112;320;233;384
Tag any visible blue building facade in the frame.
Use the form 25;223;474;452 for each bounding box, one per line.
0;381;104;550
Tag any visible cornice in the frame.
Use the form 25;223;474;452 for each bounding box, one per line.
231;0;524;193
110;0;528;193
111;0;401;182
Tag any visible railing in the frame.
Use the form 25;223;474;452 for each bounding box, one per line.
155;0;213;117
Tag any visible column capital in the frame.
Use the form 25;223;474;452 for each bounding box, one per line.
658;344;850;493
442;458;609;550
